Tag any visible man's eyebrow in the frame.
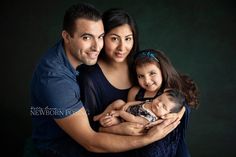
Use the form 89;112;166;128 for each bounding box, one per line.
99;33;105;37
80;33;93;37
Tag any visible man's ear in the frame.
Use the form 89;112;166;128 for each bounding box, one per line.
62;30;71;43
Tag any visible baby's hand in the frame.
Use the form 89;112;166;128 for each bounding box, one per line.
99;114;121;127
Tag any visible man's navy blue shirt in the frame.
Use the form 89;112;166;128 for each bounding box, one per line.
30;40;83;151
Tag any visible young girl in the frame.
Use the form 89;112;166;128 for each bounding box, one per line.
130;49;198;107
131;49;199;157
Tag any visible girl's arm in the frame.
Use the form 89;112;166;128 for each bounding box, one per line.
127;86;140;101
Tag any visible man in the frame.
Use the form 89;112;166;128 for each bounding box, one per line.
30;3;180;157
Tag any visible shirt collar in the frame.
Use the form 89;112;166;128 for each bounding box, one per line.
57;39;79;76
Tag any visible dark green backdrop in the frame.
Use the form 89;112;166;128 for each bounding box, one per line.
2;0;235;156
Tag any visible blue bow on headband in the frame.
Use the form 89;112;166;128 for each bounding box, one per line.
137;51;159;62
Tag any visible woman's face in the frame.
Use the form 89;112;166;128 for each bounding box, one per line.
104;24;134;63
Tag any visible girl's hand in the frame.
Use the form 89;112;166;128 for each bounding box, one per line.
121;101;142;111
161;106;186;121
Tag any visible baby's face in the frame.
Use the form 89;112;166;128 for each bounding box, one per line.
151;93;176;117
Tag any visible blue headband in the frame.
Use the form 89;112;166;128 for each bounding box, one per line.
137;51;159;62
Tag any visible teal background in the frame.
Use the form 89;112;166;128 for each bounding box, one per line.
2;0;235;156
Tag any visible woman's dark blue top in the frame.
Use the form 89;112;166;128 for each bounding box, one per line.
78;63;191;157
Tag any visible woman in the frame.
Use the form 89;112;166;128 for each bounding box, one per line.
79;8;139;135
78;8;187;157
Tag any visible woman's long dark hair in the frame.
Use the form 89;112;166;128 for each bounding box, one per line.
100;8;139;82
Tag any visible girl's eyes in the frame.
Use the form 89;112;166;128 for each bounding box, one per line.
137;75;143;79
150;71;157;76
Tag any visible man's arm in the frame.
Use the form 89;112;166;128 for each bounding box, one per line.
55;107;180;153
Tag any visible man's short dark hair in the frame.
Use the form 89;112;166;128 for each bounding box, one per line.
63;3;102;36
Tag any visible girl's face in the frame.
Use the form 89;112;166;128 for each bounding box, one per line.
136;63;163;93
104;24;134;63
151;93;175;117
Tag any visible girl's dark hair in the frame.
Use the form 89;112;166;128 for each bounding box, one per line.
63;3;102;37
134;49;199;108
100;8;139;81
180;74;199;108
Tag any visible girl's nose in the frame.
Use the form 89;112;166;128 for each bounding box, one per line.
144;77;151;86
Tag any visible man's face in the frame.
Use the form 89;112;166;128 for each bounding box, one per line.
63;18;104;68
